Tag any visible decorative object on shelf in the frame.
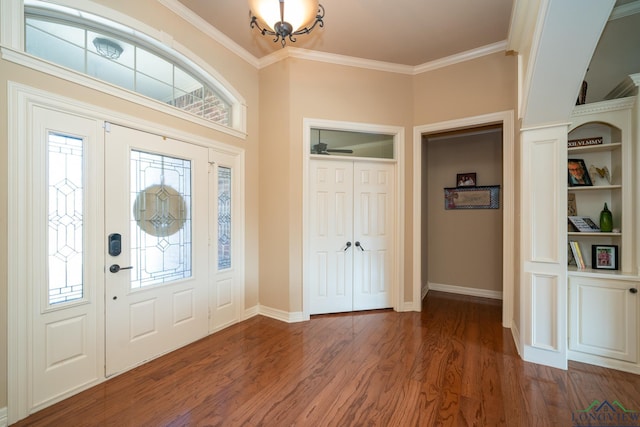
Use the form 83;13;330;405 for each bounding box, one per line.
568;193;577;216
568;158;592;186
569;241;586;269
599;203;613;232
588;164;611;184
592;244;618;270
576;79;588;105
568;216;600;232
456;172;476;187
444;185;500;210
249;0;325;47
568;136;602;148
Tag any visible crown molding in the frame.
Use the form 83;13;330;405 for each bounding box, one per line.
572;96;636;117
258;47;415;74
161;0;506;75
158;0;260;68
609;0;640;20
413;40;508;75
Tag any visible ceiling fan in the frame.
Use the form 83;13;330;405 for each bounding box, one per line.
311;130;354;155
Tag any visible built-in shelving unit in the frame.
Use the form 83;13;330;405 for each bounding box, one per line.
566;91;640;374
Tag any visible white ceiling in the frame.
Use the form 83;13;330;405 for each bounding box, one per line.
174;0;640;102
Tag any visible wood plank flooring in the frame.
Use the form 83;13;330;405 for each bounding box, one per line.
13;291;640;426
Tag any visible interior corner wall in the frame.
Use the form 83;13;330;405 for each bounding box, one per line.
425;131;503;293
257;61;293;312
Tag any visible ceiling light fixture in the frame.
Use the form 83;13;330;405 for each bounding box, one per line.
249;0;324;47
92;37;123;59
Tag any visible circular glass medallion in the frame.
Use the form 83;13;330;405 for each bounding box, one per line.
133;184;187;237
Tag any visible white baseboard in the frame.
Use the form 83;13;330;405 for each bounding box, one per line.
258;305;308;323
511;321;522;357
243;304;260;320
0;407;7;427
399;301;420;312
427;282;503;300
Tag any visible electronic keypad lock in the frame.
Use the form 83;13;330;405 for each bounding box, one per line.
108;233;122;257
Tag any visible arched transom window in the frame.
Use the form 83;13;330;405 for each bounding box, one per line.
24;1;242;131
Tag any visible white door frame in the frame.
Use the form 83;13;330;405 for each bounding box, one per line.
7;82;245;423
302;118;406;319
412;111;515;326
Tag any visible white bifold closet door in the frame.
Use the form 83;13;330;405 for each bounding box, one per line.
309;159;394;315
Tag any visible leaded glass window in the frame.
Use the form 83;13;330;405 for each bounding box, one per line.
130;150;192;289
48;133;84;304
218;167;232;270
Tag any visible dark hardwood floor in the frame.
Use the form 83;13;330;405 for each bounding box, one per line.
13;291;640;426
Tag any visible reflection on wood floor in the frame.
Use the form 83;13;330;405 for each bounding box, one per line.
13;291;640;426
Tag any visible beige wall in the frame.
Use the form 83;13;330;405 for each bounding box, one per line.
413;52;517;124
258;59;415;312
425;130;503;292
0;0;260;410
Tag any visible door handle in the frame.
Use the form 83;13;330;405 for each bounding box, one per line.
355;241;365;251
631;288;638;294
109;264;134;273
343;241;352;251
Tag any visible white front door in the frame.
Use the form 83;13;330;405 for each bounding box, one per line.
104;124;209;376
309;159;394;314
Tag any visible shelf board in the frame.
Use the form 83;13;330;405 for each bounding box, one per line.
568;184;621;191
568;232;622;237
567;266;639;281
568;142;621;154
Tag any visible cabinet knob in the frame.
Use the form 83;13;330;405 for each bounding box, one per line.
630;288;638;294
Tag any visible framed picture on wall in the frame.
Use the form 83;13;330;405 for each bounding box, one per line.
456;172;476;187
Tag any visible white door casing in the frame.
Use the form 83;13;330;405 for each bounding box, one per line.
104;124;210;377
308;159;395;314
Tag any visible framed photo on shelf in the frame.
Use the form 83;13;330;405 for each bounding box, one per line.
568;159;592;187
456;173;476;187
568;216;599;232
592;245;618;270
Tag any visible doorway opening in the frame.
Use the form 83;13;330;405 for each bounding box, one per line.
412;111;515;327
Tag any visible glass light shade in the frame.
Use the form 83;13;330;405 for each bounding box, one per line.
249;0;319;32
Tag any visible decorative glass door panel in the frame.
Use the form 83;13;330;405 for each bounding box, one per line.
130;150;192;289
105;124;208;376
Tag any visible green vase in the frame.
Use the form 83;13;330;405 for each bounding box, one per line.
599;203;613;232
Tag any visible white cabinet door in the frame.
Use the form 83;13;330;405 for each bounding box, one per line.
569;276;638;362
309;160;394;314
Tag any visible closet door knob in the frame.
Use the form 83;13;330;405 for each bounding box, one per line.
630;288;638;294
343;242;352;251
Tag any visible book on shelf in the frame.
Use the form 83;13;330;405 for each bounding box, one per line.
569;241;586;269
568;216;600;232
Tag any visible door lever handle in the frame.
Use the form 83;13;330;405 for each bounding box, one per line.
355;241;365;251
109;264;133;273
343;241;352;251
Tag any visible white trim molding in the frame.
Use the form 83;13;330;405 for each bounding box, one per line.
428;282;503;301
258;305;308;323
413;110;515;326
302;118;406;317
0;407;7;427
